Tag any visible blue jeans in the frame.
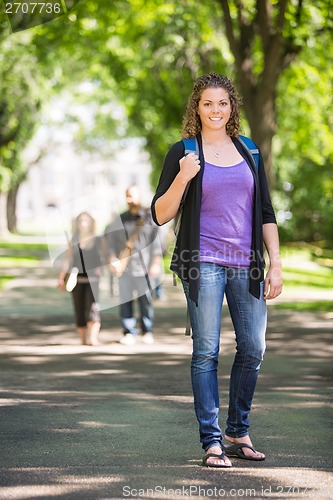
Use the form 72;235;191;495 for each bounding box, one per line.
119;273;153;335
182;263;267;451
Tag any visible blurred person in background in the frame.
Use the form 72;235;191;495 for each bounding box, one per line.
104;185;162;345
58;212;107;346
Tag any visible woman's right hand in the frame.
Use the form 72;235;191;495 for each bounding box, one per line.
178;153;201;183
153;152;201;225
57;278;66;291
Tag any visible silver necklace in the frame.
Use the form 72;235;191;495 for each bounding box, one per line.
203;135;230;157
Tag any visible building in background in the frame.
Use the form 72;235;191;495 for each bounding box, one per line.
16;92;154;235
17;136;153;235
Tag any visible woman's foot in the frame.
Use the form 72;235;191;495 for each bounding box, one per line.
204;446;232;467
78;327;87;345
87;321;101;346
90;340;101;346
224;435;265;460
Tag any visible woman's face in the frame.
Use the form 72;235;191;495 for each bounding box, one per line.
78;214;93;232
197;87;232;133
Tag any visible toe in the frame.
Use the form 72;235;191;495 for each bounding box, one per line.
205;455;232;467
242;448;265;460
205;448;232;467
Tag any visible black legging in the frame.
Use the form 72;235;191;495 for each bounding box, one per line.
71;280;100;327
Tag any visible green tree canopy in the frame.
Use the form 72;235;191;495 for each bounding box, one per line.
30;0;331;186
0;0;332;242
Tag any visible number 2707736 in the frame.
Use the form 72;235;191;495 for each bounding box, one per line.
5;3;62;14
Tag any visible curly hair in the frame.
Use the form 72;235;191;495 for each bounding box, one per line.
182;73;242;138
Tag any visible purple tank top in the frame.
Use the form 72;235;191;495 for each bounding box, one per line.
200;159;254;268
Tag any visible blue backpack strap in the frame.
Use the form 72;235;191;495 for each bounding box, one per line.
238;135;259;170
176;137;199;336
182;137;199;156
178;137;198;205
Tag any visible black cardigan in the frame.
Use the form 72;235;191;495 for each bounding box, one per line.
151;133;277;305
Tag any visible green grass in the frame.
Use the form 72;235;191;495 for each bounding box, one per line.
1;256;40;267
282;266;333;290
0;255;40;291
0;276;15;288
0;241;49;290
163;244;333;313
0;240;49;266
0;242;49;251
274;301;332;312
272;245;333;312
1;240;332;314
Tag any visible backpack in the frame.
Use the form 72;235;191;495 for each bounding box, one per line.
236;135;260;171
174;137;199;237
182;135;259;170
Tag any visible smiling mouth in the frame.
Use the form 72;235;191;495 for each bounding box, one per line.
209;117;222;121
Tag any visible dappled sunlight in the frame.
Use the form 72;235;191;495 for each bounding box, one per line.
52;428;81;433
37;324;71;333
267;309;333;332
1;339;192;356
79;420;130;428
159;395;193;404
286;400;330;408
83;354;129;361
151;360;185;366
273;386;330;393
1;465;328;500
257;398;330;409
10;355;55;365
169;327;190;334
266;336;333;357
0;398;47;407
274;388;331;406
168;468;320;497
1;471;125;499
268;332;286;339
0;394;93;409
54;369;129;377
264;309;333;357
1;275;332;498
304;373;331;380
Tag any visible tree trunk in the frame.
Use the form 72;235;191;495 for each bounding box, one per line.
217;0;303;189
7;185;19;233
0;192;10;237
240;84;277;188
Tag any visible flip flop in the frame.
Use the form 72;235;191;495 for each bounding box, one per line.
202;451;232;468
223;442;265;461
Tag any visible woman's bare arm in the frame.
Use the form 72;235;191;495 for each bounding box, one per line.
263;223;283;300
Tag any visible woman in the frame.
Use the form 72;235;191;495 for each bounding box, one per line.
58;212;106;346
151;73;282;468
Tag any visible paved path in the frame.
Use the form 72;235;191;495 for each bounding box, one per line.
0;257;332;499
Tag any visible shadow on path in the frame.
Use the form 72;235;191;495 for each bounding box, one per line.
0;262;332;499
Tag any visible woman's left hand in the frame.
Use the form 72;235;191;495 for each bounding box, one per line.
264;265;283;300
